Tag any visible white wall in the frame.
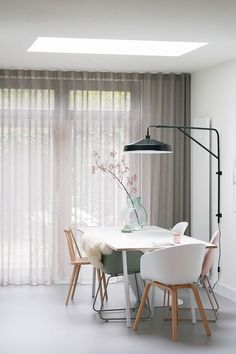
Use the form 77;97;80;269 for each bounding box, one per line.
192;59;236;302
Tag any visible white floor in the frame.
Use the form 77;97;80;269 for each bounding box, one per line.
0;282;236;354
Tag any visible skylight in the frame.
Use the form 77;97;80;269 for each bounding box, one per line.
27;37;208;57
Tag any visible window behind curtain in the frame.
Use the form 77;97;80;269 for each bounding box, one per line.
68;86;138;227
0;75;142;284
0;87;54;283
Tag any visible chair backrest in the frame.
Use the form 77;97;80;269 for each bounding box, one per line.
64;227;82;263
171;221;188;235
141;243;205;285
201;230;219;276
102;251;142;276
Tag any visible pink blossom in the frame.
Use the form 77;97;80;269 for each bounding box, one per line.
92;151;99;158
91;151;138;196
110;151;117;157
108;163;116;171
91;165;97;174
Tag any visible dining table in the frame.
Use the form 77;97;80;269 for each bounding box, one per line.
80;225;216;327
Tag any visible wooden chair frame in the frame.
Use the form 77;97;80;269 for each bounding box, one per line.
64;227;106;305
133;280;211;341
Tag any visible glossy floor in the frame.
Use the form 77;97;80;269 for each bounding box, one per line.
0;282;235;354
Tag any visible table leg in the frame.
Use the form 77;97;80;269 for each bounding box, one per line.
149;285;155;318
122;250;131;327
189;288;197;324
92;267;96;298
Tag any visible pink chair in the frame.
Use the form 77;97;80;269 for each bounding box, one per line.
200;230;220;321
171;221;188;234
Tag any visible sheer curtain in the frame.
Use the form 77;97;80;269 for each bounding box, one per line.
141;73;191;229
0;71;142;284
0;70;190;285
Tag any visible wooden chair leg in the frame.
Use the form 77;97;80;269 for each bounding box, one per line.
162;289;167;318
65;265;77;306
190;284;211;336
133;281;152;330
163;289;167;305
163;289;170;319
167;290;170;308
176;289;179;325
71;265;81;300
171;287;178;341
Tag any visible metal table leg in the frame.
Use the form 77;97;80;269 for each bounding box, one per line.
189;288;197;324
122;250;131;327
92;266;96;298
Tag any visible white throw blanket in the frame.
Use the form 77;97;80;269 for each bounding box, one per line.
81;231;113;269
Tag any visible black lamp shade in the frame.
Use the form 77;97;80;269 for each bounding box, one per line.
123;137;172;154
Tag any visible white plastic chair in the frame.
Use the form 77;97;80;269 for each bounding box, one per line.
133;243;211;341
200;230;220;321
164;230;220;323
171;221;188;234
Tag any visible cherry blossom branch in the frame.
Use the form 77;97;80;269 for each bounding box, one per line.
92;151;140;225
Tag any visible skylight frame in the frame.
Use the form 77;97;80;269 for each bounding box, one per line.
27;37;208;57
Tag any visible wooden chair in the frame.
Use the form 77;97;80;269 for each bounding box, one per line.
64;227;105;305
133;244;211;341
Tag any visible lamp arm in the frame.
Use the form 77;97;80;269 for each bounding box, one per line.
147;125;219;157
146;124;222;223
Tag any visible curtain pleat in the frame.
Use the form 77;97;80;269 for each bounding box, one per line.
141;73;191;230
0;70;190;285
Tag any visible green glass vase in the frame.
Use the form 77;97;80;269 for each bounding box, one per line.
120;196;147;231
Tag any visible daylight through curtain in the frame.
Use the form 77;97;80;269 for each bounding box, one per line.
0;70;190;284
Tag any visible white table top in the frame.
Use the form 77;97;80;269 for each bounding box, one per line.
79;226;215;251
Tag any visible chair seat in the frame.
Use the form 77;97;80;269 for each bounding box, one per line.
71;257;91;265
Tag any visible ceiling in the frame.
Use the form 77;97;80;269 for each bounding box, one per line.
1;0;236;73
